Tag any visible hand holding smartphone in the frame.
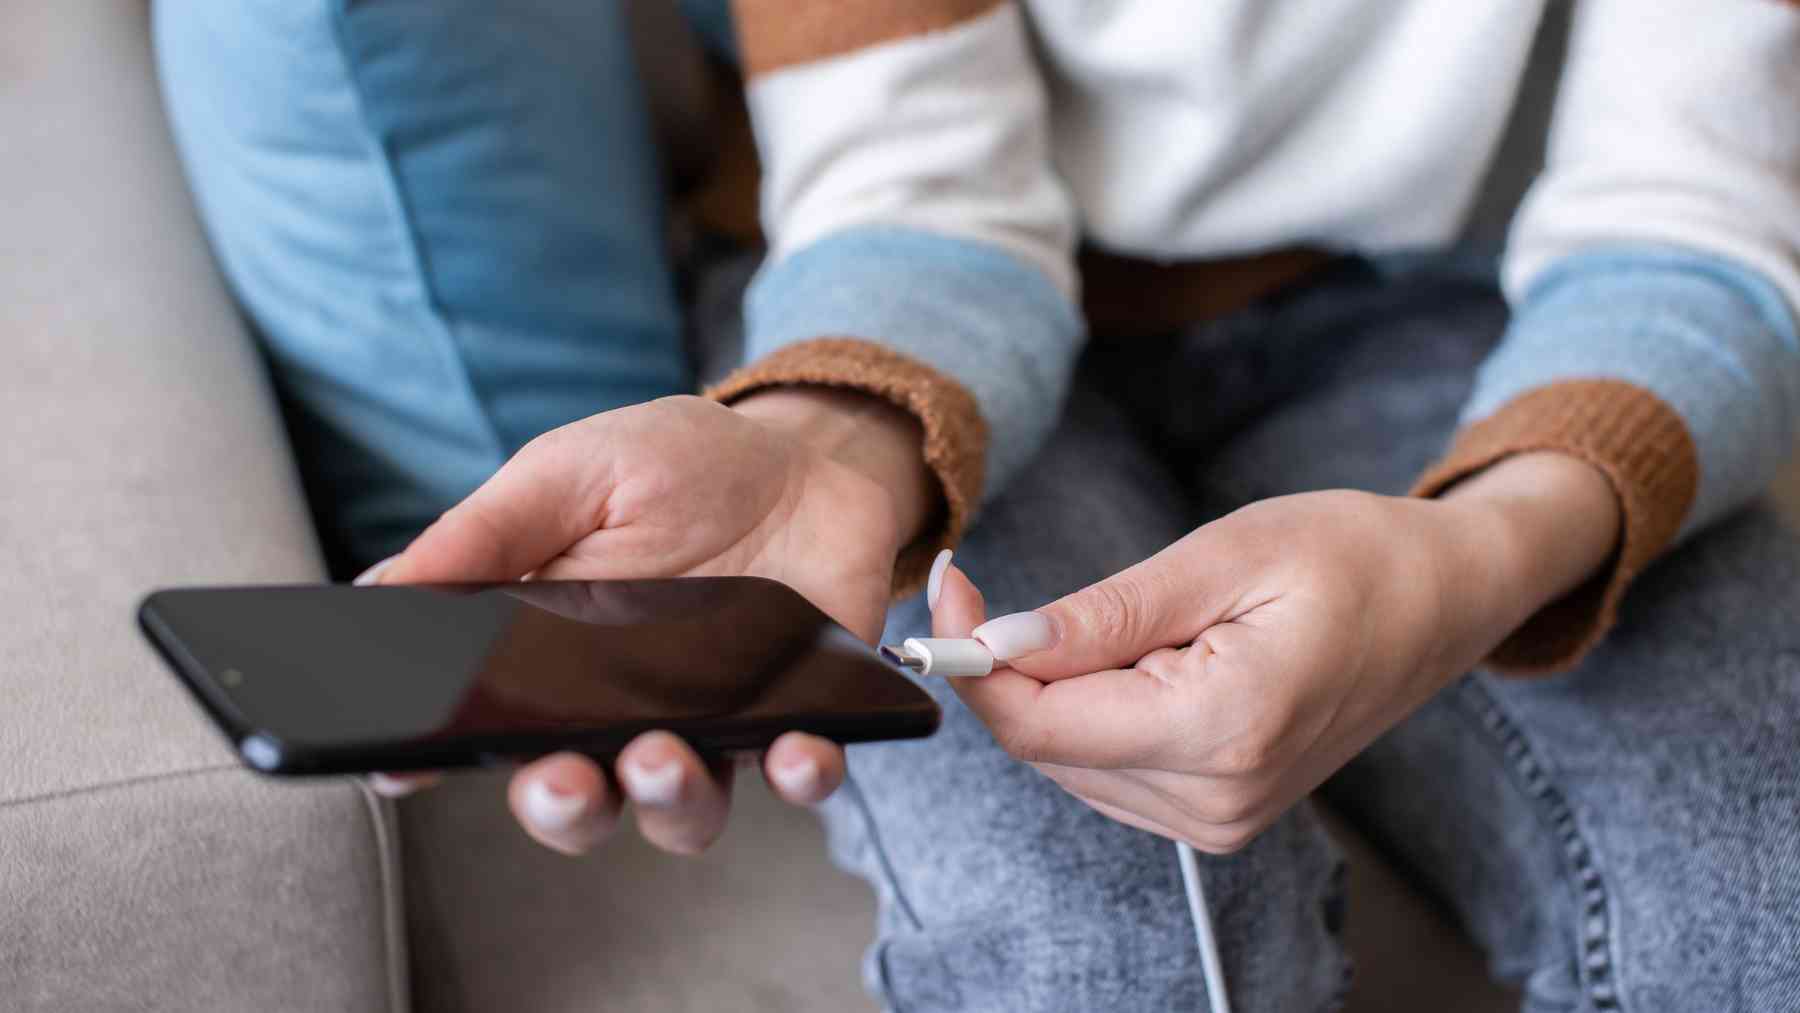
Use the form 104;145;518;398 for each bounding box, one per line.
139;576;939;776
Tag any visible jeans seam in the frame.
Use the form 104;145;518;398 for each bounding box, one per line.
870;938;908;1013
1459;675;1625;1012
324;0;509;467
842;770;925;932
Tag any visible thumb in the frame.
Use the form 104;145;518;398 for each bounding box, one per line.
973;537;1219;682
382;430;614;585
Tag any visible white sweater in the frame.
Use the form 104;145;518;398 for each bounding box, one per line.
749;0;1799;308
722;0;1799;565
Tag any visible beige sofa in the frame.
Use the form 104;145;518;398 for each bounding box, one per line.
10;4;1794;1011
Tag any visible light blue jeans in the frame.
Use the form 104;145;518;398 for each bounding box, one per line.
836;259;1800;1011
154;0;692;572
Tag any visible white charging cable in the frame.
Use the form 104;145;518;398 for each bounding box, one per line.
883;637;1233;1010
879;637;996;677
1177;840;1232;1012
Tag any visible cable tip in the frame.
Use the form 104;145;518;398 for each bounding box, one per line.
880;644;927;671
881;638;994;678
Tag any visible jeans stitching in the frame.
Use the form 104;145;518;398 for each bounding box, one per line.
1459;675;1625;1012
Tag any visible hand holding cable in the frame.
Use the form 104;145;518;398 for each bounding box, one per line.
928;452;1619;855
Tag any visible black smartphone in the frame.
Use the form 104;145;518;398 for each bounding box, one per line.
138;577;940;775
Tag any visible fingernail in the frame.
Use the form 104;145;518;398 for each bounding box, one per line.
926;549;953;611
621;759;683;808
367;772;421;798
353;554;400;586
524;779;600;853
770;756;820;799
972;611;1058;660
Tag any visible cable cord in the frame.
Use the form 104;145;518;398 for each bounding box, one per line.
1176;840;1232;1013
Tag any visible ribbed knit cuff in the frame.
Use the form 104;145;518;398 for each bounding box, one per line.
706;337;988;595
1412;379;1699;674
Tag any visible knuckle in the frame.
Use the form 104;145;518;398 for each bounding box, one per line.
1205;734;1279;778
1193;790;1257;827
1080;578;1147;646
1193;826;1256;855
520;421;578;459
1187;812;1268;855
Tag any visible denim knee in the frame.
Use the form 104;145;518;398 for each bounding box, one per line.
154;0;688;568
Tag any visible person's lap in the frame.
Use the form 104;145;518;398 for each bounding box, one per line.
826;383;1353;1012
831;256;1800;1012
1091;256;1800;1011
1327;504;1800;1013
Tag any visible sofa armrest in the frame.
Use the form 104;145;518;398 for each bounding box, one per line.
0;5;403;1009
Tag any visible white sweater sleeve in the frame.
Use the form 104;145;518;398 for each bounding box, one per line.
717;1;1084;518
1504;0;1800;312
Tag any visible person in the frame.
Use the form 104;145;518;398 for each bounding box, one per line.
156;0;1800;1009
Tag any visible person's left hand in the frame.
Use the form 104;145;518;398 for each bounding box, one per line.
936;452;1619;853
361;387;941;858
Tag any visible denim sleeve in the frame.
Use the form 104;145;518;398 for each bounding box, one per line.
742;226;1084;503
1468;246;1800;539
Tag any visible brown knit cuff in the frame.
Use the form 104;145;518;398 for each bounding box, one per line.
705;337;988;595
1411;380;1698;674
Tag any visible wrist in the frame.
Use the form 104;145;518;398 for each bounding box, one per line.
731;386;941;543
1433;451;1622;644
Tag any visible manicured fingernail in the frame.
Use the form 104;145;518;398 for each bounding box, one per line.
770;756;820;799
926;549;953;611
972;611;1057;660
367;772;421;798
621;759;683;808
353;555;400;586
524;779;600;853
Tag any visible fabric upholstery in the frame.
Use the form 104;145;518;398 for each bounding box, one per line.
1;772;404;1013
0;4;403;1009
399;773;875;1013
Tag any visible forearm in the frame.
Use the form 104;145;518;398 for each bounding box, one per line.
732;385;940;548
1418;249;1797;672
720;0;1082;510
1434;451;1621;655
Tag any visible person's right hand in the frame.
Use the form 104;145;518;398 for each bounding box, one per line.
935;452;1619;854
365;388;940;857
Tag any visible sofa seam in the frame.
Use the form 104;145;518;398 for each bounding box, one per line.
324;0;509;468
0;762;238;811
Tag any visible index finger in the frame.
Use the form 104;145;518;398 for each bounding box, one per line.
953;667;1179;771
383;424;615;584
939;562;1181;770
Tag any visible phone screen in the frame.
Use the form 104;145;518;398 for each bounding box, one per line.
139;577;938;773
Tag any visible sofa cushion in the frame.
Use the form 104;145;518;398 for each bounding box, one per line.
0;772;405;1013
0;4;404;1009
1;1;326;800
